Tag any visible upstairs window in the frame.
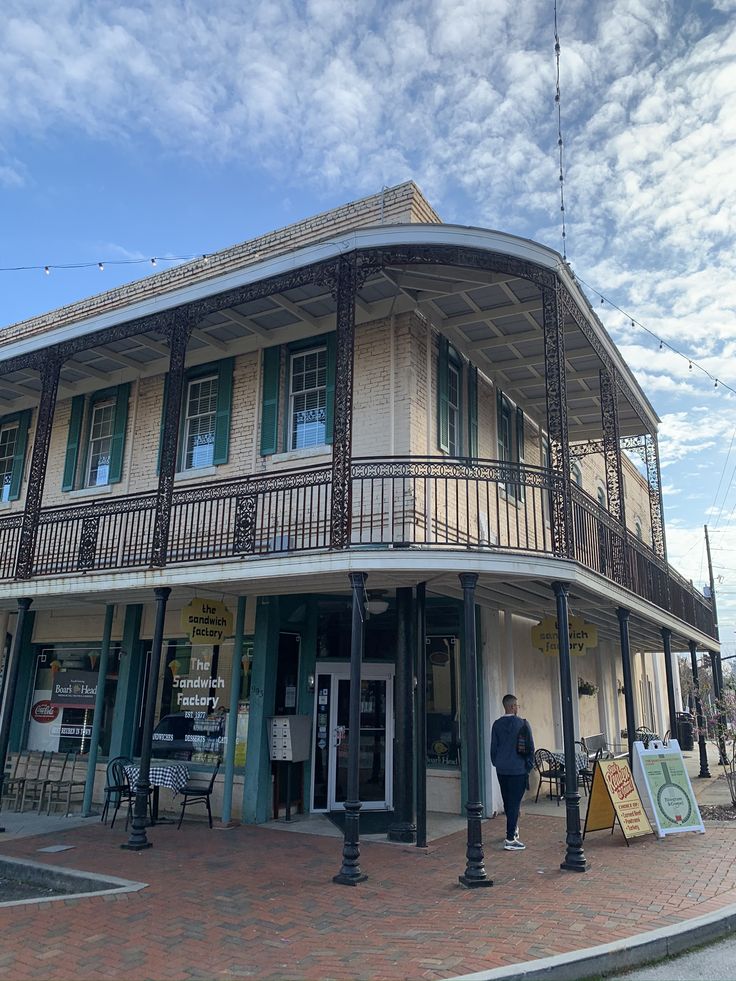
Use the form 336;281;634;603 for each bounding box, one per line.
572;463;583;488
596;485;607;509
183;374;218;469
157;358;233;474
496;389;525;501
289;347;327;450
259;337;336;456
0;411;30;503
447;361;460;456
63;385;129;491
438;336;475;457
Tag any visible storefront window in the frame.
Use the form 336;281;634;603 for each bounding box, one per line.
137;636;252;767
426;636;461;768
27;646;120;757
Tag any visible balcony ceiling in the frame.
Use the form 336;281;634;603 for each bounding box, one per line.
0;256;650;444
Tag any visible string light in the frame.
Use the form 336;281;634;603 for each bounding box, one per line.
577;274;735;396
150;257;157;266
553;0;567;260
0;253;203;275
44;266;50;276
98;262;104;271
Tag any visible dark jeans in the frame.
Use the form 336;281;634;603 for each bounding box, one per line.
497;773;528;840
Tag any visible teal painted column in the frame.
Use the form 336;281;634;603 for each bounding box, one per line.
108;604;143;760
297;596;317;810
83;604;115;816
242;596;280;824
221;596;246;825
8;608;37;752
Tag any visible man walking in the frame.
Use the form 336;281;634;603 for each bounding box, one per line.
491;693;535;851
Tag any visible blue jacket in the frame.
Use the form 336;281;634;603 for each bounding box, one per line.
491;714;535;775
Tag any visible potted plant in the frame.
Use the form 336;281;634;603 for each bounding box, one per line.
577;677;598;697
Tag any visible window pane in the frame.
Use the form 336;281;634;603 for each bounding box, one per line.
290;348;327;449
448;365;460;456
86;401;115;487
0;422;18;502
184;376;217;469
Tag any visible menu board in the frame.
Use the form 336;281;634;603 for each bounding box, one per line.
584;757;653;843
632;739;704;837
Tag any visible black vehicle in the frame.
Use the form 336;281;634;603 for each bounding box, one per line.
151;712;225;760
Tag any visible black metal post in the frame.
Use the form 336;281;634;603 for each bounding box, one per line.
389;587;416;842
708;651;728;766
123;586;171;850
661;628;678;743
0;599;32;834
690;641;711;778
617;608;636;763
329;254;357;550
458;573;492;888
334;572;368;885
553;582;588;872
542;285;573;558
415;582;427;849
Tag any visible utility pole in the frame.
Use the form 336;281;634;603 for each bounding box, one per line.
705;524;727;765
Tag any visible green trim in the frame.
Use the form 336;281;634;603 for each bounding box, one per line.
5;409;30;501
243;596;280;823
260;347;281;456
62;396;85;491
108;383;130;484
109;605;143;760
437;335;449;452
213;358;233;465
468;366;478;459
324;333;336;444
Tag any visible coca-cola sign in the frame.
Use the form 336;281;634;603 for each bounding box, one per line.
31;700;60;724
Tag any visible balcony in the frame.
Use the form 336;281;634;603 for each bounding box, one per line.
0;455;713;637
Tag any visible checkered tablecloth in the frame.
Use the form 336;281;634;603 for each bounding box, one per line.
550;751;589;774
124;764;189;795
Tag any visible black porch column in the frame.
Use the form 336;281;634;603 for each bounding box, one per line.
600;368;628;586
123;587;171;850
15;354;61;580
150;318;190;568
458;573;492;888
542;285;573;558
661;628;678;741
0;598;32;833
389;587;416;842
708;651;727;765
415;582;428;848
553;582;588;872
617;608;636;762
690;641;711;778
330;255;357;550
334;571;368;885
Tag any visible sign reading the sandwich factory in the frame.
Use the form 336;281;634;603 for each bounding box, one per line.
531;614;598;657
180;598;234;644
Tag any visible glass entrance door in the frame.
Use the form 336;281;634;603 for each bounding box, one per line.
311;667;393;811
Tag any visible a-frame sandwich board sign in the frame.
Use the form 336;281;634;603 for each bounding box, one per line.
583;757;653;845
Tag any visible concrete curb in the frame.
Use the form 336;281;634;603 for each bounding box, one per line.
0;854;148;909
449;902;736;981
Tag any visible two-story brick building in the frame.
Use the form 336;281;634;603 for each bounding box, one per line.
0;183;716;874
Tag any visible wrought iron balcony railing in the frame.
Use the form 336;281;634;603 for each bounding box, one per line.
0;455;714;638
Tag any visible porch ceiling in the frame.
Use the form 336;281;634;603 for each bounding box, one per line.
0;257;649;444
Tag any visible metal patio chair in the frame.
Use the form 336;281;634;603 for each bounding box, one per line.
177;760;220;829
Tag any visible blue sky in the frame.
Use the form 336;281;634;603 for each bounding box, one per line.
1;0;735;656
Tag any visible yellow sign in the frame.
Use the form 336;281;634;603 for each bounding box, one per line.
584;758;653;842
531;614;598;656
180;598;234;644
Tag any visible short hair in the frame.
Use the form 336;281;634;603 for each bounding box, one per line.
502;694;517;708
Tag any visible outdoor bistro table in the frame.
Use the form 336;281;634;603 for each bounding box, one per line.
549;751;590;797
124;763;189;824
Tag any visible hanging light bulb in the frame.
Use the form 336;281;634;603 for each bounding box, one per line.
44;266;50;275
150;257;157;266
659;340;663;350
714;379;719;388
689;362;693;371
98;262;104;271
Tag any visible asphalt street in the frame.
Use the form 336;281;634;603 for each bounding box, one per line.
608;933;736;980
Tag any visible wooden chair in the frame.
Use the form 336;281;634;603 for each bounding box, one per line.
1;751;29;812
15;751;47;811
177;760;220;829
45;753;86;815
24;752;68;811
534;749;563;804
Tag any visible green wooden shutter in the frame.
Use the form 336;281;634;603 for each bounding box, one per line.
7;410;31;501
107;383;130;484
437;335;449;452
324;333;336;445
156;374;169;475
62;395;85;491
516;405;525;502
213;358;234;465
496;388;505;459
260;346;280;456
468;366;478;459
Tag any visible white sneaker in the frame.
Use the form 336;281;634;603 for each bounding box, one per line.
504;838;526;850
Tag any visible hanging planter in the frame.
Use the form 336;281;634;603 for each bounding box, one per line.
577;676;598;697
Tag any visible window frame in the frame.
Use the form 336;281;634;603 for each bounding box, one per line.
0;410;30;503
181;372;219;471
288;344;329;452
496;390;525;502
63;385;129;492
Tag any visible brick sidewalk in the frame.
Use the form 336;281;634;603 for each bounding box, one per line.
1;814;735;981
